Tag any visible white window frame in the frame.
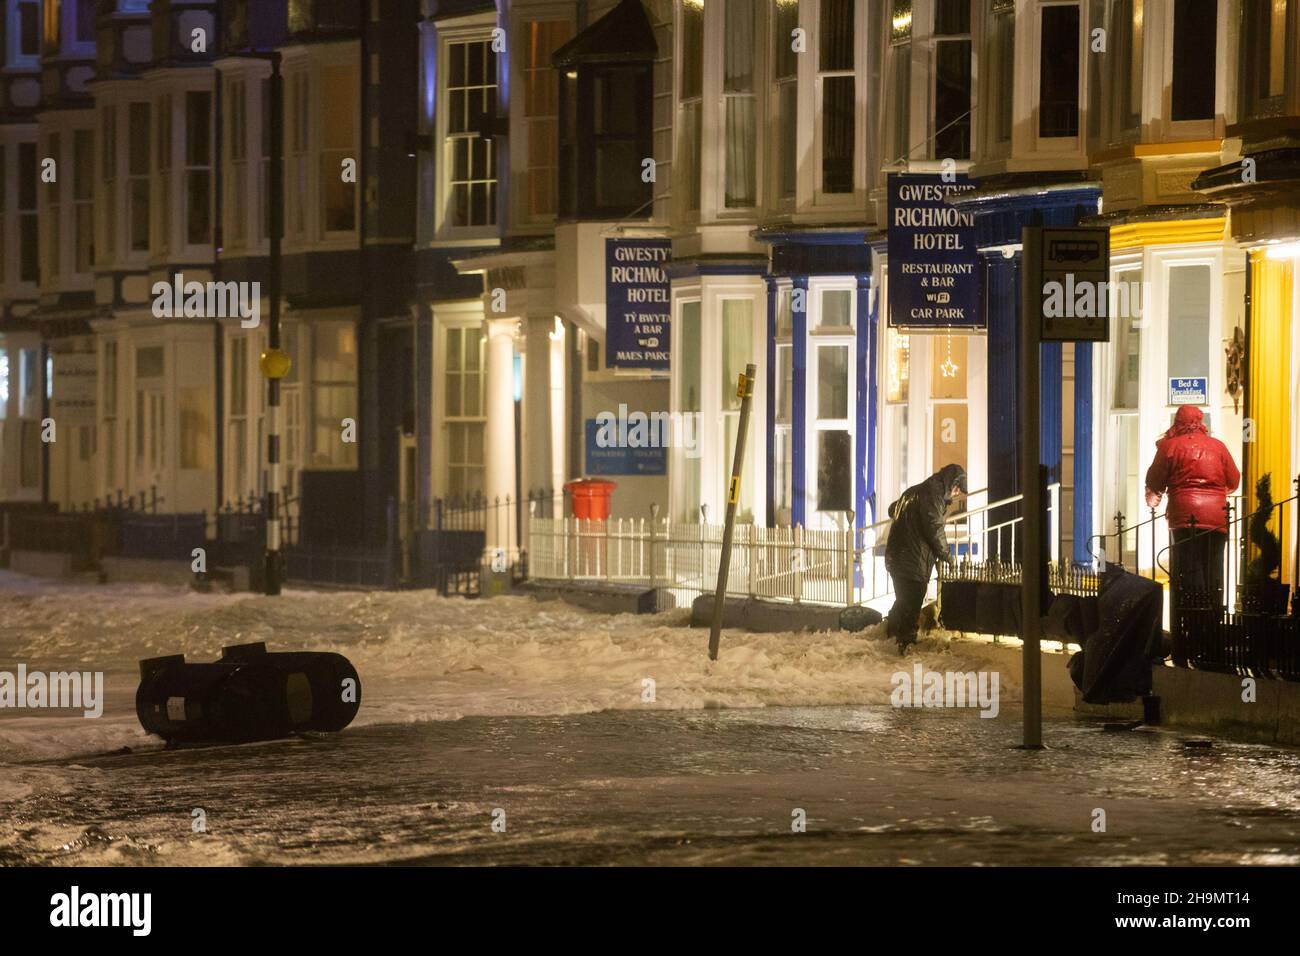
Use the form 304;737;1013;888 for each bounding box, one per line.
768;0;799;213
701;278;767;523
1012;0;1086;162
800;0;869;210
772;282;795;524
508;5;573;232
669;288;705;522
1154;0;1229;141
675;0;706;222
804;277;856;529
434;14;500;246
433;303;489;499
709;0;765;218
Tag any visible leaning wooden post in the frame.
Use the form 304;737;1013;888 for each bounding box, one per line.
708;364;756;661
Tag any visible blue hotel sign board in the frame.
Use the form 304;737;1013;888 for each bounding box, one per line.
584;419;667;476
606;238;671;371
1169;377;1208;405
887;173;982;330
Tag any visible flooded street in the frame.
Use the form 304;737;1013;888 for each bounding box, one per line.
3;573;1299;866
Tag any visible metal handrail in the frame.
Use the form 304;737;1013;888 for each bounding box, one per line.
1156;490;1299;579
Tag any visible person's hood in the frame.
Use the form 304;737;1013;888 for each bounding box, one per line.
933;464;967;502
1164;405;1208;440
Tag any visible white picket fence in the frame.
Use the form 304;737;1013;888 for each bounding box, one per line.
526;484;1062;610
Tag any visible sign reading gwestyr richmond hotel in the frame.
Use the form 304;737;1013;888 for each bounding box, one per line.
605;238;671;371
887;173;981;330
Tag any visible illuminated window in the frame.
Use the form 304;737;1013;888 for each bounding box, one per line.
678;0;704;213
886;327;910;403
772;0;799;201
521;19;571;221
320;64;357;234
312;322;358;468
724;0;757;208
443;38;498;231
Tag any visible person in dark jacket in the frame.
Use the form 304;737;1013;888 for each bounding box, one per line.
1145;405;1240;615
884;464;967;652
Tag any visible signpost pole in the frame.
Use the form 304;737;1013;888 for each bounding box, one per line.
1020;224;1110;749
1020;227;1044;750
709;364;757;661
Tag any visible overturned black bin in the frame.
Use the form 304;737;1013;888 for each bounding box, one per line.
136;642;361;745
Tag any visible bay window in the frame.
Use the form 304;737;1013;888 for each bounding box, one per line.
1107;0;1142;138
1039;3;1081;139
886;0;913;165
932;0;971;159
320;64;357;234
722;300;756;521
771;0;799;202
100;104;116;263
18;141;37;281
520;19;571;222
677;0;704;214
44;132;59;284
128;102;150;252
808;284;854;519
883;0;974;167
443;35;497;233
156;92;172;256
1170;0;1216;122
773;288;794;523
985;1;1015;149
73;128;93;273
226;76;248;246
1240;0;1293;120
184;91;212;245
676;300;702;521
817;0;855;192
724;0;758;208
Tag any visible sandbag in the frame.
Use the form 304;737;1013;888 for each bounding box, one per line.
1068;564;1164;704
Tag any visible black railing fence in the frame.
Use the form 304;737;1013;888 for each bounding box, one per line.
402;488;563;595
1152;477;1300;678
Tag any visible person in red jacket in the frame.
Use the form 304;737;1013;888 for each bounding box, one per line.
1145;405;1240;614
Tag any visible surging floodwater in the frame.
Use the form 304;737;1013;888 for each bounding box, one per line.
2;573;1299;865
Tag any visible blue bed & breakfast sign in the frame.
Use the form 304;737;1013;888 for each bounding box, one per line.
1169;377;1208;405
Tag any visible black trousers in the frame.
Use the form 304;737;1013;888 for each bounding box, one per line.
887;575;929;646
1169;528;1227;611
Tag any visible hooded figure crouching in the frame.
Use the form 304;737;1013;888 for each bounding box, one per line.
884;464;967;653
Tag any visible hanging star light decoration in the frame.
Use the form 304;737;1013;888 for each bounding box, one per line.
940;334;959;378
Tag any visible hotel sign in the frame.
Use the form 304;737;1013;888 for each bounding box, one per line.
887;173;982;330
605;238;671;371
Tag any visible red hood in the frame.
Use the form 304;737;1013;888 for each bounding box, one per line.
1164;405;1208;440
